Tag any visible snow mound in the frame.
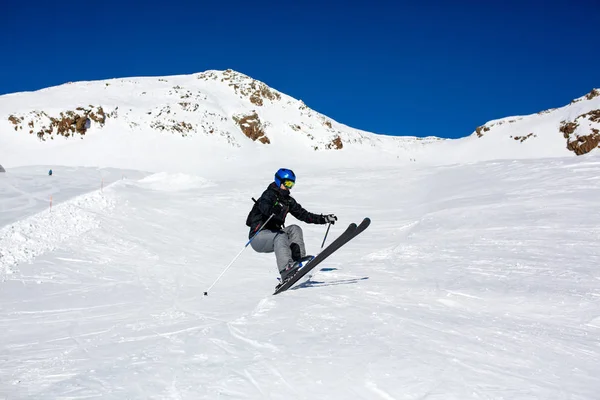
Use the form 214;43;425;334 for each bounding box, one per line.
0;189;114;280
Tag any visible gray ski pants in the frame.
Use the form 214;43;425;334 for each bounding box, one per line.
250;225;306;271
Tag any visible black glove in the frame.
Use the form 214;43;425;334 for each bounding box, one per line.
321;214;337;224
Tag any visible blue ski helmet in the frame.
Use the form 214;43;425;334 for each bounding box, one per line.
274;168;296;187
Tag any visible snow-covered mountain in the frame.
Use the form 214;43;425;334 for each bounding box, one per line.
1;69;598;173
444;88;600;163
0;69;438;173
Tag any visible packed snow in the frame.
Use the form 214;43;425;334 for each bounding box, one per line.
1;156;599;399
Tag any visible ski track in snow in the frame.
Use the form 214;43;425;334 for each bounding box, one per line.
0;158;600;399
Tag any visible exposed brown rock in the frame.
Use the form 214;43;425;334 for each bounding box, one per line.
197;71;219;81
585;89;599;100
559;121;578;139
570;89;599;104
537;108;556;115
475;125;490;138
567;131;600;155
326;136;343;150
150;120;194;136
233;112;270;144
221;69;281;107
8;115;23;130
579;109;600;123
179;102;200;112
512;133;535;142
75;116;88;133
9;106;108;140
561;109;600;155
88;107;106;124
560;108;600;154
249;94;263;106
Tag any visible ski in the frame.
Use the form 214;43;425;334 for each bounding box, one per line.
273;217;371;295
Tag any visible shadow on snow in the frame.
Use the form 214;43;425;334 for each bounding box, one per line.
291;276;369;291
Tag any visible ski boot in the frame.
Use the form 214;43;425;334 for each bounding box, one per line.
279;256;314;282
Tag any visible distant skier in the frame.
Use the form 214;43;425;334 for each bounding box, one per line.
246;168;337;281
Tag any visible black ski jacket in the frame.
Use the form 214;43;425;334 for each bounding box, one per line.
246;182;326;237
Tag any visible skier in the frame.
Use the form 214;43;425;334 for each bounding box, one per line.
246;168;337;281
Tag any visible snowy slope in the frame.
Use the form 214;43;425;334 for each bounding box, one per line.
1;159;600;399
1;69;598;174
0;69;440;173
432;89;600;163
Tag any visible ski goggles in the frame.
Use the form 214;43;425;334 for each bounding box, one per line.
283;180;295;189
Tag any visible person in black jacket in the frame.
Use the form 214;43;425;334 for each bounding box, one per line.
246;168;337;281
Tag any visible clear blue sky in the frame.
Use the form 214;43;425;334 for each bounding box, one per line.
1;0;598;138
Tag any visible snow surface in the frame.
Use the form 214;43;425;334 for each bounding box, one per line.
1;71;599;398
1;156;600;399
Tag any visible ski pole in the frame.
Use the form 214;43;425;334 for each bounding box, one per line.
321;222;332;249
303;222;333;285
204;213;275;296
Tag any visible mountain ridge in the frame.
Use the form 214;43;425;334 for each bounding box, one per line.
1;69;598;172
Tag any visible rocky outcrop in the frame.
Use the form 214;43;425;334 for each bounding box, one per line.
475;125;490;138
8;106;107;140
233;112;270;144
325;136;343;150
566;130;600;155
198;69;281;107
511;133;536;142
472;88;600;156
151;120;194;136
562;109;600;155
571;88;600;104
586;89;600;100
